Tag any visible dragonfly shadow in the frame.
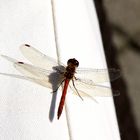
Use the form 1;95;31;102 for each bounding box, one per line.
48;65;65;121
49;90;57;122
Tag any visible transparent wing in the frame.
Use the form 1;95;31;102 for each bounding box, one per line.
69;79;116;99
1;55;65;89
20;44;65;70
14;62;52;88
69;75;120;99
0;72;52;88
76;68;120;84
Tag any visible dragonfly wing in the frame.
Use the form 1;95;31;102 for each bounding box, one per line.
69;79;114;99
14;62;66;90
1;55;18;63
14;63;65;90
14;62;52;87
20;44;65;70
76;68;120;83
1;55;65;89
0;72;52;89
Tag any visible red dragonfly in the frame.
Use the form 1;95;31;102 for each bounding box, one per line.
0;44;120;119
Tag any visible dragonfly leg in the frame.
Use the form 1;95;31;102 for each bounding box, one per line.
72;79;83;101
74;76;78;80
52;78;65;93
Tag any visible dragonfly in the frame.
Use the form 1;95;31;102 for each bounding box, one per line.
0;44;120;119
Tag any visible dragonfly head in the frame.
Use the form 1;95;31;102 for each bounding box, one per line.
67;58;79;67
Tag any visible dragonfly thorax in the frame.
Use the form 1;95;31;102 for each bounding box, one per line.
64;66;75;79
64;58;79;79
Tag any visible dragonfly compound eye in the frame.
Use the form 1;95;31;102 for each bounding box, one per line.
67;58;79;67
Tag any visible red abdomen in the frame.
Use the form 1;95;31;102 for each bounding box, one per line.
57;79;69;119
